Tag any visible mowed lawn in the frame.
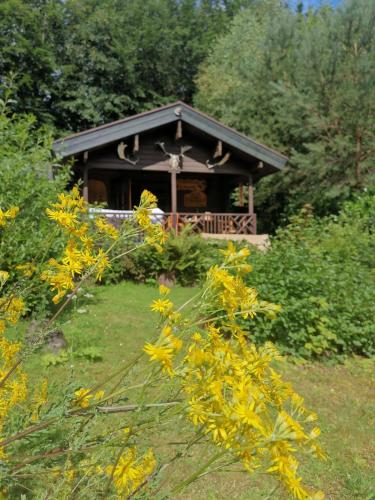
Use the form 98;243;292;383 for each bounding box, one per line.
21;282;375;499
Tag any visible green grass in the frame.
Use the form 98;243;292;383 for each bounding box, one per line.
19;282;375;499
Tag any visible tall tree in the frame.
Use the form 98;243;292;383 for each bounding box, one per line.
195;0;375;228
0;0;65;124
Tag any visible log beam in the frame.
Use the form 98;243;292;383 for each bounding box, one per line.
214;140;222;158
175;120;182;140
133;134;139;153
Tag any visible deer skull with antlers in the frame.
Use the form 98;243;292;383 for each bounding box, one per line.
156;142;192;173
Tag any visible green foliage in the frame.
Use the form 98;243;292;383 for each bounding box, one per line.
104;227;226;286
0;1;64;124
41;351;69;367
41;347;103;366
195;0;375;230
245;195;375;360
0;95;70;313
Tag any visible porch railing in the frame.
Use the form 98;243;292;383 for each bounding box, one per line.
164;213;256;235
91;209;256;235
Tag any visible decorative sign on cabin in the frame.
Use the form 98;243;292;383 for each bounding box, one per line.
184;190;207;208
177;179;207;208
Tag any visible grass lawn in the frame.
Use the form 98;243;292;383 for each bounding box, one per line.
20;282;375;499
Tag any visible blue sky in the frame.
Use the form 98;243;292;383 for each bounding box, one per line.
289;0;342;9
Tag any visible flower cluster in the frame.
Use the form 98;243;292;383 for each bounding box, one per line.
0;336;28;458
94;217;119;240
106;447;156;497
134;190;168;250
0;263;27;459
15;262;37;278
0;296;24;335
74;387;105;408
144;323;183;376
144;242;325;499
42;187;113;303
183;330;325;499
0;206;19;227
0;209;24;456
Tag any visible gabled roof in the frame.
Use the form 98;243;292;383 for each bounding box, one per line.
53;101;287;171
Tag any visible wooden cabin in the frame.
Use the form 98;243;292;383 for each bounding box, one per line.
53;102;287;235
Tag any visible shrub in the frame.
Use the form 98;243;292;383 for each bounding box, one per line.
0;97;70;314
103;226;227;286
246;197;375;360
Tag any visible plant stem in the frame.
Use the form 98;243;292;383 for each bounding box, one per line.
171;450;227;494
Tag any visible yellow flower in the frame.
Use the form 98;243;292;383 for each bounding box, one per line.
188;397;207;425
5;206;19;219
46;208;78;229
140;190;158;208
95;217;119;240
192;332;202;343
0;206;19;226
106;447;156;497
15;262;36;277
0;296;25;324
94;390;105;401
95;249;111;281
159;284;170;296
150;298;173;316
144;343;174;375
233;402;264;432
74;388;93;408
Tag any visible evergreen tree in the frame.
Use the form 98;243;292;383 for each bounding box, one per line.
195;0;375;228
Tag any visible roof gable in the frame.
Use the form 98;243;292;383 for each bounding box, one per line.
53;101;287;171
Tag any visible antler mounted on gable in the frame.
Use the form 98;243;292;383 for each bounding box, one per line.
206;151;231;169
206;140;231;169
117;142;139;166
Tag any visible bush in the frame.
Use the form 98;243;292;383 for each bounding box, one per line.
0;99;70;314
103;226;227;286
246;197;375;360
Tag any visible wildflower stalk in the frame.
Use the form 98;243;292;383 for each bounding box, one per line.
172;450;228;494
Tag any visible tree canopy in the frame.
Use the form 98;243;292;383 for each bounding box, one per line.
0;0;255;131
195;0;375;227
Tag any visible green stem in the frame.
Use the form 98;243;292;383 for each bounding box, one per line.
171;450;227;494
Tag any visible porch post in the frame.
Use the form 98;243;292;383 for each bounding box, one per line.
171;170;177;231
83;166;89;202
248;174;254;214
248;174;256;234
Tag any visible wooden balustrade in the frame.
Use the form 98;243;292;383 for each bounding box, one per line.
163;213;257;235
94;209;257;235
